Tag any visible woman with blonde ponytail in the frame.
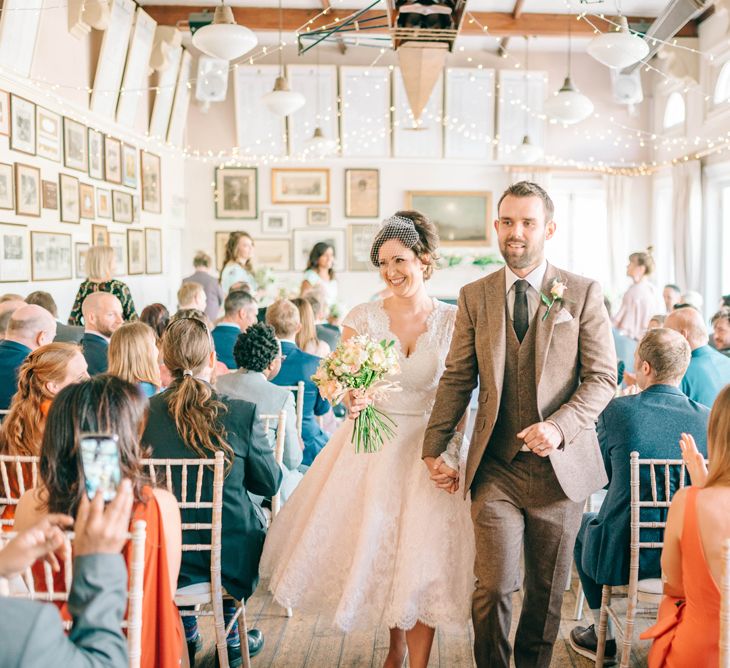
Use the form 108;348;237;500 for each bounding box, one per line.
142;314;280;664
613;246;662;340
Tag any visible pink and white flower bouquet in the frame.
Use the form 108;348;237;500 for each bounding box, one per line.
312;335;400;453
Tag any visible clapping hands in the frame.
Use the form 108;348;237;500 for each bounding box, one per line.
679;432;708;487
424;456;459;494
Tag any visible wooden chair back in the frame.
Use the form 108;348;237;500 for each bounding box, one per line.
281;381;304;437
259;410;286;517
0;454;40;530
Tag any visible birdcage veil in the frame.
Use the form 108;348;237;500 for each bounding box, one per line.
369;215;421;267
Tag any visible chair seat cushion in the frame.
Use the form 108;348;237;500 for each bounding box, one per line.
638;578;663;596
175;582;211;606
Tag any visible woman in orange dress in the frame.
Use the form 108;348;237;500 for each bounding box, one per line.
640;385;730;666
14;375;184;668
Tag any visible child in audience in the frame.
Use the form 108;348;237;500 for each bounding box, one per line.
108;321;162;397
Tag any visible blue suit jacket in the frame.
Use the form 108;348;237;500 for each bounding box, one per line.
212;323;241;370
580;384;709;586
0;340;31;410
272;341;330;465
81;333;109;376
681;345;730;407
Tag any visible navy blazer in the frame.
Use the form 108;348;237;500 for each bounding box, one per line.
0;340;31;410
211;323;241;370
272;341;330;465
81;333;109;376
580;384;709;586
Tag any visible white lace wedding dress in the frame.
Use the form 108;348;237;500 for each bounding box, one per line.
260;299;476;632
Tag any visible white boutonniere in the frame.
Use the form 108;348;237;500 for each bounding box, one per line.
540;278;567;321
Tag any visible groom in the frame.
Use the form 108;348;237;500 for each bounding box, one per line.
423;181;616;668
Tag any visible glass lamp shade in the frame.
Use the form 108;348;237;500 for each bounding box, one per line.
587;16;649;69
544;77;594;124
513;135;543;164
192;5;258;61
305;126;337;156
262;76;305;116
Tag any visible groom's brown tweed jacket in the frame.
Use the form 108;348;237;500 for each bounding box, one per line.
423;263;617;502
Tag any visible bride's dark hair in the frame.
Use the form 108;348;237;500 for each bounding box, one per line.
392;210;440;280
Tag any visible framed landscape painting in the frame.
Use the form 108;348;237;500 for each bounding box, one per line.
112;189;133;223
88;128;104;180
15;163;40;217
141;150;161;213
271;168;329;204
255;238;291;272
127;228;145;275
92;224;109;247
104;136;122;184
63;117;88;172
59;172;80;224
215;167;256;219
262;211;289;234
405;191;492;246
345;168;379;218
10;95;35;154
31;231;73;281
307;207;330;227
122;143;137;189
0;223;29;282
109;232;127;275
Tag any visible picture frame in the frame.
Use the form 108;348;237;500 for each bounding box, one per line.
307;207;330;227
63;117;88;172
30;231;73;281
215;166;257;219
104;136;122;184
215;231;229;272
36;107;62;161
144;227;162;274
293;229;345;272
404;190;492;246
122;143;137;189
92;224;109;247
10;95;35;155
141;150;161;213
0;162;14;210
109;232;127;275
255;238;291;272
272;168;329;204
75;242;90;278
347;223;380;271
59;172;80;224
262;211;289;234
112;189;133;223
132;195;140;222
97;188;111;218
15;162;40;217
127;228;145;275
42;180;57;210
345;168;379;218
0;90;9;136
79;183;95;219
0;223;29;282
88;128;104;180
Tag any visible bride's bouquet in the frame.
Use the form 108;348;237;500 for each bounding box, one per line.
312;335;400;453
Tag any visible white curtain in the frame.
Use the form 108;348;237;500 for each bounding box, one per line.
604;174;632;294
671;160;703;291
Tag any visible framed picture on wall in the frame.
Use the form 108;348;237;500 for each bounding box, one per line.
112;189;133;223
122;143;137;189
262;211;289;234
30;231;73;281
63;117;88;172
141;150;161;213
59;173;80;224
36;107;62;162
405;190;492;246
42;180;58;210
255;239;291;272
104;136;122;184
307;207;330;227
0;223;29;282
215;231;229;271
10;95;35;154
127;228;145;275
345;168;379;218
145;227;162;274
75;242;90;278
92;224;109;247
293;229;345;272
0;162;14;210
215;167;256;219
15;163;40;217
109;232;127;275
88;128;104;180
132;195;140;222
97;188;111;218
271;168;329;204
80;183;95;219
0;90;9;136
347;223;380;271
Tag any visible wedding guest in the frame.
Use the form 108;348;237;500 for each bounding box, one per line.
304;291;340;350
68;246;137;325
142;316;280;664
80;292;123;376
139;303;170;343
25;291;83;343
665;306;730;407
613;247;660;340
219;232;257;296
216;322;303;503
0;293;24;303
183;251;224;322
266;299;330;465
663;283;682;313
300;242;338;307
711;307;730;357
648;314;666;329
679;290;703;311
0;299;24;340
177;282;207;313
108;322;162;398
211;290;258;370
0;305;57;410
640;385;730;666
14;375;184;668
292;298;330;356
569;328;709;662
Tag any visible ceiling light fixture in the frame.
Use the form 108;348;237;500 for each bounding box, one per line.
192;2;258;62
305;53;336;156
513;36;543;164
587;15;649;69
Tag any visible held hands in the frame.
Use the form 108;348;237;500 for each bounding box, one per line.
74;479;134;557
679;432;708;487
517;421;562;457
344;389;372;421
0;513;73;579
424;456;459;494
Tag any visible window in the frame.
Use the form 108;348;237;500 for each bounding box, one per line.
663;91;685;129
714;61;730;105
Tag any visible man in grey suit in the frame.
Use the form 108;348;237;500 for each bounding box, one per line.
25;290;84;343
423;182;617;668
0;479;134;668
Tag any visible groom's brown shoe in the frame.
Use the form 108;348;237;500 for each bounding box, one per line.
569;624;617;665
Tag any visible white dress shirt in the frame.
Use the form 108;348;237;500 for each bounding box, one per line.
504;260;548;323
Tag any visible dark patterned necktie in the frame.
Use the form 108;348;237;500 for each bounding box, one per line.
513;279;529;343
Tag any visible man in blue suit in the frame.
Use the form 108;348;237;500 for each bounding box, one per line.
211;291;258;369
81;292;123;376
569;328;710;662
0;304;56;409
266;299;330;465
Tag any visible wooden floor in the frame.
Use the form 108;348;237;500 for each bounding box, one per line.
197;575;653;667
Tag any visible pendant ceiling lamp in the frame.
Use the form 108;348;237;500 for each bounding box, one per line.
262;0;305;116
192;2;258;61
544;16;594;125
305;55;336;156
513;36;543;164
587;15;649;69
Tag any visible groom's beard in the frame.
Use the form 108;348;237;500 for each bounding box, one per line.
499;236;544;271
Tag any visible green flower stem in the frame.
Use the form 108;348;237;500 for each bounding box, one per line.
351;405;397;453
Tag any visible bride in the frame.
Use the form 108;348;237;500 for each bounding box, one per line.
260;212;475;667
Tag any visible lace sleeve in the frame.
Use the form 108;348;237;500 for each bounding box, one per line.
342;303;370;335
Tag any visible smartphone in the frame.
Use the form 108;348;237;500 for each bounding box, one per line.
79;433;121;502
